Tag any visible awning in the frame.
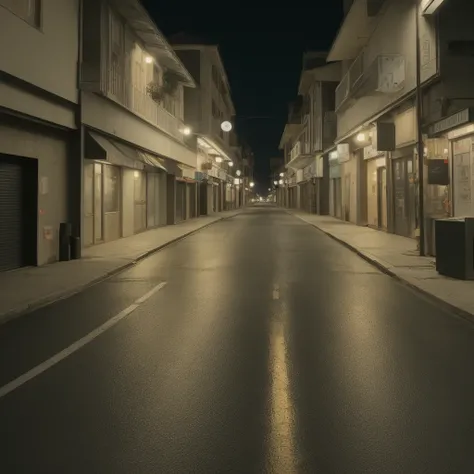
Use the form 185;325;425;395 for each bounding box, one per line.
86;132;170;173
286;154;316;170
107;0;195;88
197;136;233;161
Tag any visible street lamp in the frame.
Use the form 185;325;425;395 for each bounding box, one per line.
274;180;278;186
236;170;242;177
250;182;255;188
181;126;192;136
221;121;232;132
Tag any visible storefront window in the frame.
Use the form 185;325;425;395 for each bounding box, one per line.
452;137;473;217
104;165;120;213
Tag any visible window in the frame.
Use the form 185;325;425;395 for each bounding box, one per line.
109;8;124;96
211;65;218;87
104;165;120;213
212;100;219;118
0;0;41;27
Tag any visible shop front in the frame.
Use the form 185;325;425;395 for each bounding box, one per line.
300;163;315;213
364;145;388;230
83;131;169;246
427;109;474;219
388;106;418;238
328;150;342;219
391;148;416;237
337;143;357;223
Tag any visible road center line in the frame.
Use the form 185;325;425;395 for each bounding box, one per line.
0;281;167;400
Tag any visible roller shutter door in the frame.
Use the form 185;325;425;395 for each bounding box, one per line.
0;159;22;271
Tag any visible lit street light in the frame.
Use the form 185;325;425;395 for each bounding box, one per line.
250;182;255;188
221;121;232;132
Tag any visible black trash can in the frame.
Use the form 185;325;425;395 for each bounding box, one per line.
435;217;474;280
70;236;81;260
59;222;72;262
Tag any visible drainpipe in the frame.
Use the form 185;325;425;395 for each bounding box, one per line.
415;0;426;256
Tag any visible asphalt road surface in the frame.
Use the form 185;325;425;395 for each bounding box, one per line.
1;206;474;473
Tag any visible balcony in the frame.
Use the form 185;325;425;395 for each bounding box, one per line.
287;139;314;170
335;52;364;111
106;71;186;143
335;53;405;112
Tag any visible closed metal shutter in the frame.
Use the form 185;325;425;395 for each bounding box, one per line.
0;159;22;271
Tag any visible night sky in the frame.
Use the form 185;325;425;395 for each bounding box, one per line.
143;3;343;189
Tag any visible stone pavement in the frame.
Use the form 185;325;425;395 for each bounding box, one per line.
291;211;474;319
0;211;241;324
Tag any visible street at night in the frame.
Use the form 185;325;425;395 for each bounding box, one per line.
1;206;474;473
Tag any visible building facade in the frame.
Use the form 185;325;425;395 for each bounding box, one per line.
170;34;240;215
80;0;198;248
278;0;474;256
0;0;80;270
278;54;340;214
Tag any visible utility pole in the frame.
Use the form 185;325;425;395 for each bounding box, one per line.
415;0;426;256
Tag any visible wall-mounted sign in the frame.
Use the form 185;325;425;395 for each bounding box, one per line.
363;144;385;160
428;159;449;185
337;144;350;163
428;108;473;137
43;226;53;240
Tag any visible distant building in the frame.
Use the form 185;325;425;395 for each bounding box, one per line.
169;33;241;213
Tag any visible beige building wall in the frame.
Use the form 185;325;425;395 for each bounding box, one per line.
337;0;437;139
0;123;68;265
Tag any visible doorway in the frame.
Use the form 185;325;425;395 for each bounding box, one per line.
377;167;387;229
134;170;146;233
0;154;37;271
392;156;416;237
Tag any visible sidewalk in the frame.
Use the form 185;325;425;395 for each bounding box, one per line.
0;211;241;323
291;211;474;319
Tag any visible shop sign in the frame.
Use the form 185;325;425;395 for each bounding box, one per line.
337;144;350;163
428;108;473;137
363;144;384;160
447;124;474;141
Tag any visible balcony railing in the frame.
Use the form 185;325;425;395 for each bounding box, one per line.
106;71;185;143
335;52;405;112
335;51;364;111
290;140;311;162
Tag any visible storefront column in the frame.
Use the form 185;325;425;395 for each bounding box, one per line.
166;174;176;225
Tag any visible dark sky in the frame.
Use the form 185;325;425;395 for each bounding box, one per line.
143;4;343;188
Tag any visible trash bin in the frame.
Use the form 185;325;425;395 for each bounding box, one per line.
59;222;72;262
435;217;474;280
70;236;81;260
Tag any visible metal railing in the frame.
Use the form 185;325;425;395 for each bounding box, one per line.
106;69;185;143
335;51;365;111
290;139;311;162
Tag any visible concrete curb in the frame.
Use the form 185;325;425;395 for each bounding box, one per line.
0;212;241;325
289;211;474;323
